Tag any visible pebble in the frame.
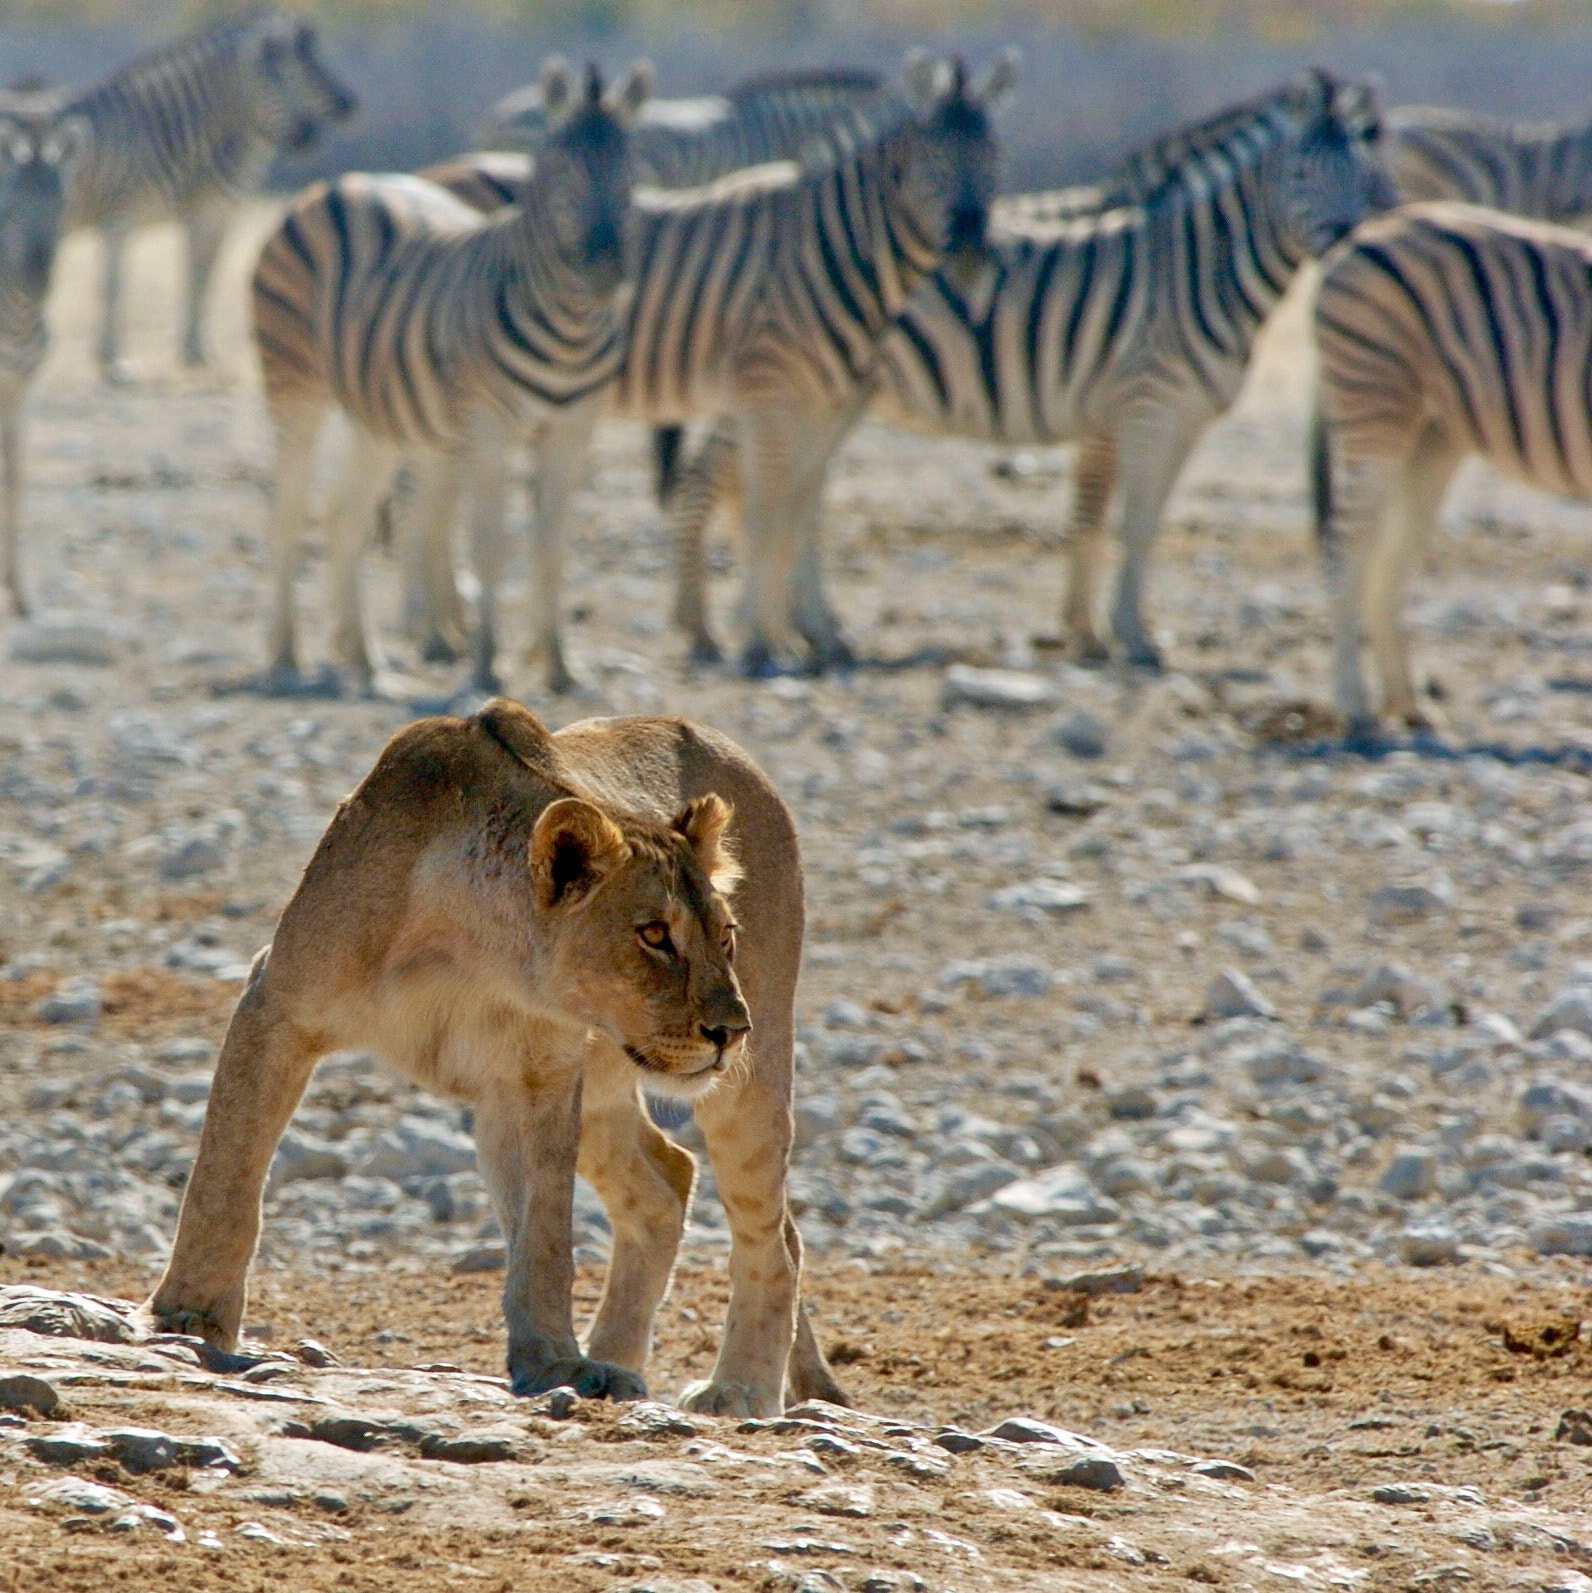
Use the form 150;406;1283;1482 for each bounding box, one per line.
1379;1148;1439;1202
1048;709;1110;759
941;666;1058;710
1203;968;1276;1021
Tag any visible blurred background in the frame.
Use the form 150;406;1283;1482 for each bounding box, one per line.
0;0;1587;193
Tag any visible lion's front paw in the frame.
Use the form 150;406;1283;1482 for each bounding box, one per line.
679;1377;781;1418
511;1355;647;1403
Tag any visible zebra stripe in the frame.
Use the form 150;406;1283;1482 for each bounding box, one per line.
251;60;649;697
481;66;890;189
668;70;1390;669
0;104;85;617
1379;105;1592;220
57;8;355;379
418;51;1016;681
1313;201;1592;732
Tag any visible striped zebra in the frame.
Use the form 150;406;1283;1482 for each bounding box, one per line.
481;66;890;189
416;50;1017;686
1379;104;1592;220
0;106;85;616
58;9;356;384
250;59;650;697
666;70;1392;669
1312;202;1592;736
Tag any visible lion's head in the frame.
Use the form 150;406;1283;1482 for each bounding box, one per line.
530;791;749;1098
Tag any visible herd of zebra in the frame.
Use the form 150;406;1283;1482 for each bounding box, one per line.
2;11;1592;732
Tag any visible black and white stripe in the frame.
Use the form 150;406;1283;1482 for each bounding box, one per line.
1379;104;1592;220
56;8;355;381
481;66;890;189
1312;201;1592;734
251;59;649;697
668;70;1390;669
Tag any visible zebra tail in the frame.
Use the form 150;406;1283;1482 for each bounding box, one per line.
654;424;685;505
1307;392;1332;552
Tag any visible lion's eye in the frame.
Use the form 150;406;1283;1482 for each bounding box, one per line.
721;928;736;961
638;922;673;953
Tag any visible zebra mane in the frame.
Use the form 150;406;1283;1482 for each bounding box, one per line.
726;67;885;105
1104;73;1334;208
67;6;280;104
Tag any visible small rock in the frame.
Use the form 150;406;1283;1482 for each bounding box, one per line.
1531;1215;1592;1257
1400;1224;1461;1266
977;955;1053;1000
9;620;120;666
1045;781;1110;816
942;665;1058;711
1043;1456;1125;1491
616;1402;699;1441
1192;1459;1255;1481
985;1166;1119;1225
450;1242;506;1275
1180;865;1260;905
1528;986;1592;1040
0;1285;138;1342
26;1476;130;1515
1049;709;1110;758
269;1129;351;1187
1203;968;1276;1022
988;879;1090;916
1368;880;1453;926
1555;1409;1592;1446
540;1386;581;1420
4;1231;113;1261
0;1373;60;1416
34;979;102;1026
357;1115;477;1181
293;1338;341;1368
1519;1079;1592;1137
919;1161;1022;1218
1044;1263;1144;1298
418;1430;518;1464
797;1482;873;1517
26;1427;109;1466
1372;1483;1430;1505
1379;1148;1438;1202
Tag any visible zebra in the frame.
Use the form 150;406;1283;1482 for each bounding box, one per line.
0;106;85;616
57;8;356;384
412;50;1017;687
250;58;651;697
664;70;1392;669
1378;104;1592;220
480;65;891;191
1312;202;1592;736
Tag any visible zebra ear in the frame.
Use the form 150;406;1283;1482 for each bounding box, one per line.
972;47;1020;111
541;55;577;124
903;48;951;116
607;59;653;125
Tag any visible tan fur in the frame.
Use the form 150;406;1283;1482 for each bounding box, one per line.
145;700;844;1415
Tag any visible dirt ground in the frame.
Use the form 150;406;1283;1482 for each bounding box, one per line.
3;1253;1592;1591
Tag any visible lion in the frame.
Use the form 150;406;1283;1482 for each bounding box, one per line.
144;698;846;1416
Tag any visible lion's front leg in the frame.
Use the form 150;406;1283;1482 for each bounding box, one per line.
681;1071;799;1416
474;1064;647;1402
146;952;319;1349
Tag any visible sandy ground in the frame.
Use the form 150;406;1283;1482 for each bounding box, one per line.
2;208;1592;1588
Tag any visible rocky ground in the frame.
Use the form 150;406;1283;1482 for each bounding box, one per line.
1;212;1592;1587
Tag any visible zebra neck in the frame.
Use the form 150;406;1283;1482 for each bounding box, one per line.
1152;148;1301;343
490;202;621;344
816;121;945;332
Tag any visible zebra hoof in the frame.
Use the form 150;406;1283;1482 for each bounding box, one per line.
101;359;136;388
808;636;857;675
738;641;783;679
687;636;724;668
1342;715;1390;756
1121;642;1165;672
547;665;580;697
421;632;463;665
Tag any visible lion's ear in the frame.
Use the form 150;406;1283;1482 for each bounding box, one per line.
673;794;741;893
530;798;629;908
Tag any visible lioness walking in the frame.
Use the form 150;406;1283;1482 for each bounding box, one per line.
147;699;844;1416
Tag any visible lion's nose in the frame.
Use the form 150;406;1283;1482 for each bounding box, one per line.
700;1019;750;1052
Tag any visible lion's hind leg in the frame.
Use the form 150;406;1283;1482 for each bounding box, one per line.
578;1086;696;1375
146;950;321;1349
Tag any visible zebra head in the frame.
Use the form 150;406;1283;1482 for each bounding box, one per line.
0;109;84;300
898;48;1019;289
530;57;653;298
1273;70;1395;258
245;15;358;156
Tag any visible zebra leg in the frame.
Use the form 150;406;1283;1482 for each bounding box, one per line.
577;1078;695;1377
462;413;512;695
1050;431;1118;663
1364;424;1459;732
325;429;401;696
788;405;868;672
0;381;27;618
404;450;469;666
262;401;326;692
1108;405;1207;670
668;424;742;666
98;222;133;387
527;404;598;696
181;204;230;371
1318;440;1400;740
734;407;821;677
